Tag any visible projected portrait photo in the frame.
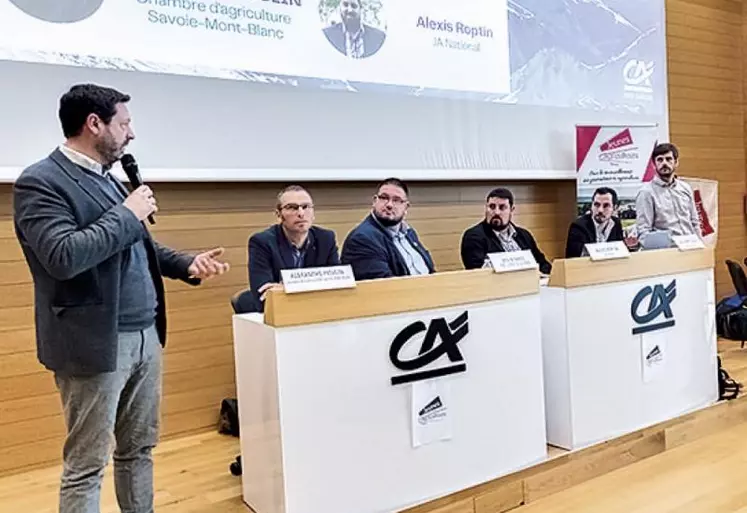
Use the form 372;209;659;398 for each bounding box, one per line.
319;0;387;59
8;0;103;23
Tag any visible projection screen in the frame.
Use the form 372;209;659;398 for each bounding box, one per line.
0;0;669;182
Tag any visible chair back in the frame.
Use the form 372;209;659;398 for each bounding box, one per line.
231;288;256;314
726;260;747;297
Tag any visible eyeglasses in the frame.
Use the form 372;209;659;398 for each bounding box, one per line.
487;202;510;211
375;194;407;206
280;203;314;212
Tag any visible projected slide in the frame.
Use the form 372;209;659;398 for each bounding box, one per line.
0;0;668;183
0;0;665;115
0;0;511;96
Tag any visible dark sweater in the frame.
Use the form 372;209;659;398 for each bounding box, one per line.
86;168;157;331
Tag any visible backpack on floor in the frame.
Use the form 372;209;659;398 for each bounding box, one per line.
218;398;240;437
718;356;741;401
716;295;747;342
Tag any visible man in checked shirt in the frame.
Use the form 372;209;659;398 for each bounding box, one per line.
635;143;702;246
322;0;387;59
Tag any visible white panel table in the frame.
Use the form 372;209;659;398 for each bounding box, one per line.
232;269;548;513
541;247;718;450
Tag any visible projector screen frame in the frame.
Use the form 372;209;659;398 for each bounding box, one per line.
0;167;578;184
0;0;670;185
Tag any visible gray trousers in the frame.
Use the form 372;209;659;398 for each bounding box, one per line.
54;324;162;513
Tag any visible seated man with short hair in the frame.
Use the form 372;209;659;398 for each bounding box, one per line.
341;178;435;280
460;187;552;274
247;185;339;312
565;186;636;258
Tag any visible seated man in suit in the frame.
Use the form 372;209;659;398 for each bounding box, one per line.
565;187;637;258
322;0;386;59
248;185;339;312
460;187;552;274
341;178;435;280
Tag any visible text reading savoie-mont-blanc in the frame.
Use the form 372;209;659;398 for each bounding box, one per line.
138;0;299;40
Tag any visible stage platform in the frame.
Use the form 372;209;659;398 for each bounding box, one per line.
402;338;747;513
0;340;746;513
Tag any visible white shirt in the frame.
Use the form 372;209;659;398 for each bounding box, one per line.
494;224;522;252
635;175;701;242
372;216;430;276
594;219;614;243
343;23;365;59
58;144;106;175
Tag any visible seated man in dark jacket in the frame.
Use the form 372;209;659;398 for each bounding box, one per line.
247;185;339;312
341;178;435;280
565;186;636;258
460;187;552;274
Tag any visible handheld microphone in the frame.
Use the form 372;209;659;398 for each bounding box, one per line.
120;153;155;225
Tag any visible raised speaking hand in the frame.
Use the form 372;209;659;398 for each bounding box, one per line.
188;247;230;280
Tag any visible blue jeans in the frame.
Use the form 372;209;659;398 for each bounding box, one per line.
54;324;162;513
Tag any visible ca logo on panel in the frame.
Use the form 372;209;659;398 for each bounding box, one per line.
630;279;677;335
389;311;469;386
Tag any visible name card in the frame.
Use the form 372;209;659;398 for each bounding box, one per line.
280;265;356;294
672;234;705;251
585;241;630;261
487;250;538;273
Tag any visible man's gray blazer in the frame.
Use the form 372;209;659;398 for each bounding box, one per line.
13;148;199;375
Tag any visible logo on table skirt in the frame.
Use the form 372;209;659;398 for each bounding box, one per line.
631;279;676;335
389;311;469;385
645;344;663;366
417;396;447;426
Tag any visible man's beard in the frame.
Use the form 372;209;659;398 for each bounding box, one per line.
657;165;673;177
343;14;361;31
374;211;402;227
95;136;124;168
489;216;508;231
593;213;608;224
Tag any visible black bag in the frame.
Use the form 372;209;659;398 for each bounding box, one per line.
716;295;747;342
718;356;741;401
218;398;240;437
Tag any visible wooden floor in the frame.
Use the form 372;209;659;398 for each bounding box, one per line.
0;431;246;513
1;340;747;513
519;421;747;513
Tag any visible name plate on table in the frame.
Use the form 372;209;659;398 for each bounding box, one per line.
584;241;630;261
487;250;538;273
672;234;705;251
280;265;356;294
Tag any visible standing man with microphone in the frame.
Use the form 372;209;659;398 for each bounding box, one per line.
12;83;230;513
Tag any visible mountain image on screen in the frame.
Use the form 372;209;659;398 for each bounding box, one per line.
8;0;103;23
501;0;664;114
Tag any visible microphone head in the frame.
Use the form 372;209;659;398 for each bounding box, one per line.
120;153;136;169
119;153;143;187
